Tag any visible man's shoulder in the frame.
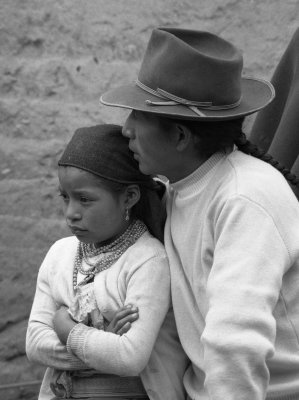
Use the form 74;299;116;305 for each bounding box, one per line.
226;150;293;199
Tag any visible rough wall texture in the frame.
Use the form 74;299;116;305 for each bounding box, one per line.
1;1;299;399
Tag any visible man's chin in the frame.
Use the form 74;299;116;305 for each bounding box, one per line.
138;164;151;176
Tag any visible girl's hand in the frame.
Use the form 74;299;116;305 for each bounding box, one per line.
106;304;139;335
53;306;77;344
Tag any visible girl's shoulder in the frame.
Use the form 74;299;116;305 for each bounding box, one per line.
52;234;78;247
38;236;78;278
46;235;78;258
117;231;169;280
136;230;166;252
123;230;168;265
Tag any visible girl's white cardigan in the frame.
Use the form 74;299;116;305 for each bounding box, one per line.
26;231;188;400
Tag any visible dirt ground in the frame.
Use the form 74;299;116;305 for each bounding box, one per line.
1;1;299;399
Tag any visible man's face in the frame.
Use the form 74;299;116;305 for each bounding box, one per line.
122;110;177;177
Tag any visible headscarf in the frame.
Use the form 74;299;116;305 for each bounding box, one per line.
58;124;160;191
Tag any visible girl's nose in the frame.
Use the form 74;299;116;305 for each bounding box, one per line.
65;202;81;222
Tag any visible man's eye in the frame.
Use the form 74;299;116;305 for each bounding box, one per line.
59;193;68;202
80;197;90;203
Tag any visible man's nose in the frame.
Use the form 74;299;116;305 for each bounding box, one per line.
122;114;135;139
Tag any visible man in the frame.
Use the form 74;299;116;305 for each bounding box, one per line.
100;27;299;400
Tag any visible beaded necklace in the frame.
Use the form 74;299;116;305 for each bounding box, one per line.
73;219;147;289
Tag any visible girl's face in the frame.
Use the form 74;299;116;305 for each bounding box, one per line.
58;166;128;246
122;110;177;178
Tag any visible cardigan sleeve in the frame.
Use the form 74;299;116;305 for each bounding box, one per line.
67;254;171;376
26;245;87;370
201;195;290;400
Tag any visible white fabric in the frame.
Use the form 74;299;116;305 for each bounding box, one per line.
165;149;299;400
26;231;188;400
68;282;105;330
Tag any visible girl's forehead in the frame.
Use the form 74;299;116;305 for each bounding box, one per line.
59;165;90;176
58;166;98;185
58;166;120;194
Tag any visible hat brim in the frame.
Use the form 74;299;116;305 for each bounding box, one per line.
100;77;275;121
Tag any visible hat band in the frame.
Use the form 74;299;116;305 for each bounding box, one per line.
136;79;242;117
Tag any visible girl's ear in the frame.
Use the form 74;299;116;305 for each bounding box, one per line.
124;184;141;209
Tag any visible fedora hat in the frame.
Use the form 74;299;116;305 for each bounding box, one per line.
100;27;275;120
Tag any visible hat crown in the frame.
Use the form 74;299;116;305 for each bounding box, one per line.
138;28;243;106
100;27;275;120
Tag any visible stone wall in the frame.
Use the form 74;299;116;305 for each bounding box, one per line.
0;1;298;398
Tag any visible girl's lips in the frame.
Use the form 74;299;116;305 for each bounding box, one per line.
69;226;87;234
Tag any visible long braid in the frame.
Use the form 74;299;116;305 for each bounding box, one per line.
234;132;299;188
163;115;299;190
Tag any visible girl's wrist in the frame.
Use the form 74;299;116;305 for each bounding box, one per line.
60;318;77;344
53;306;78;344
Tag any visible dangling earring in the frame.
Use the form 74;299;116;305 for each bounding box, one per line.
125;208;130;221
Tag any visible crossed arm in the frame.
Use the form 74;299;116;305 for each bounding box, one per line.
26;249;170;375
53;304;138;344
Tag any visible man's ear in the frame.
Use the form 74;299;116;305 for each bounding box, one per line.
175;123;193;152
124;184;141;209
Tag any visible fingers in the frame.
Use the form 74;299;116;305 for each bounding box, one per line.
114;304;138;320
106;304;139;335
117;322;132;336
111;305;139;335
115;309;139;335
114;311;139;332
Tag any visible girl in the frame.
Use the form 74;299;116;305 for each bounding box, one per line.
100;28;299;400
26;124;188;400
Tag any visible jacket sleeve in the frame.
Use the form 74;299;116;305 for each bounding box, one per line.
67;254;171;376
26;245;87;370
201;195;290;400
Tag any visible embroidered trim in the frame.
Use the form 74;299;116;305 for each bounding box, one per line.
68;282;104;330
